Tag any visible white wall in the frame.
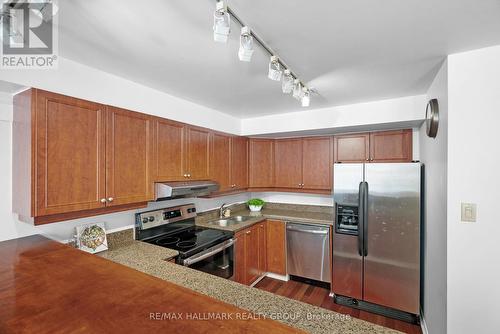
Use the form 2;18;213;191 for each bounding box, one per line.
446;45;500;334
0;57;241;134
241;95;426;136
419;60;448;334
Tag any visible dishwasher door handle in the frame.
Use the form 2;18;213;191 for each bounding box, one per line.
286;226;329;235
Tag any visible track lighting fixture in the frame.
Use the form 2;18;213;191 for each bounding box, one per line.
211;1;313;106
213;1;230;43
282;70;294;94
268;56;282;81
238;26;254;62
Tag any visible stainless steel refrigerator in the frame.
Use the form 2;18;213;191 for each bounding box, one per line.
332;162;422;323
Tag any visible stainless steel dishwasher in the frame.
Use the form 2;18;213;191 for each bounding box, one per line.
286;222;331;283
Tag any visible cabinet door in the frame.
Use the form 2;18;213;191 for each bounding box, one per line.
369;129;413;162
233;230;246;284
302;137;333;190
155;119;186;181
245;225;260;285
186;127;211;180
334;133;370;162
34;90;106;216
266;220;286;275
210;133;232;192
257;221;267;276
274;139;302;188
248;139;274;188
106;107;154;206
231;136;248;190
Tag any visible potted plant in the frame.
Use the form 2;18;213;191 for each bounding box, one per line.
247;198;265;212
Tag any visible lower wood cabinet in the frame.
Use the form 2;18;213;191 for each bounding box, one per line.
234;221;270;285
266;220;287;275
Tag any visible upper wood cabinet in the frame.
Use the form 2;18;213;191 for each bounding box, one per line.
231;136;248;190
210;133;232;192
186;127;211;180
32;89;107;217
333;133;370;163
210;134;248;193
248;139;274;188
274;137;332;191
302;137;333;190
13;89;152;224
369;129;412;162
106;107;155;206
155;118;186;181
334;130;413;163
155;122;211;181
274;138;303;188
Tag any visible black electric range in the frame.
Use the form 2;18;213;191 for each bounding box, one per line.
135;204;234;278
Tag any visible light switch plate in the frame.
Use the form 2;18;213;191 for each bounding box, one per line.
461;203;477;223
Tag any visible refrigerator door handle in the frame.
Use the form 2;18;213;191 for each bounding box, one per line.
362;181;369;256
357;182;365;256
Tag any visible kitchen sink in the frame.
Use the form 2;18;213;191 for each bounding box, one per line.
207;216;252;227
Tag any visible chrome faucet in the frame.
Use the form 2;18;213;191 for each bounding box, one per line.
219;203;227;218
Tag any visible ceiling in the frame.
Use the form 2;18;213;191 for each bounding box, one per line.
57;0;500;118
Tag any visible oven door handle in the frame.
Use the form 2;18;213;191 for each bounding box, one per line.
182;239;234;266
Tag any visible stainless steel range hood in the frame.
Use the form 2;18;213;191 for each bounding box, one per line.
154;180;219;200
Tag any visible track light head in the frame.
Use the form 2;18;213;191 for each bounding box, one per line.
213;1;230;43
238;26;254;62
268;56;282;81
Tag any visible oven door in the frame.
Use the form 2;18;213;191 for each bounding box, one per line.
181;239;234;279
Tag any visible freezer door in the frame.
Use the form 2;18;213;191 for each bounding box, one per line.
332;163;364;299
363;163;421;314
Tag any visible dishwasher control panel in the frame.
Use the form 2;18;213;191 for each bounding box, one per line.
336;204;359;235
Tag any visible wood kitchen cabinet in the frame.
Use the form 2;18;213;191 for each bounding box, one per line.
231;136;248;190
234;222;267;285
302;137;333;190
274;138;303;188
369;129;412;162
334;129;412;163
13;89;152;224
210;134;248;193
155;121;211;181
266;220;287;276
273;137;332;191
248;139;274;188
106;107;155;206
155;118;186;181
333;133;370;163
257;221;267;276
186;126;211;180
29;89;107;217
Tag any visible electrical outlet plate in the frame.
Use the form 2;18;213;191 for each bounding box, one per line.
461;203;477;223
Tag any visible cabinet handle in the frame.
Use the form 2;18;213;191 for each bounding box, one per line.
187;173;191;178
107;197;114;202
366;158;370;161
246;230;251;234
100;198;107;204
183;174;187;178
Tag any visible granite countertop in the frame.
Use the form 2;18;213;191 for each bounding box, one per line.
195;207;334;233
98;230;399;334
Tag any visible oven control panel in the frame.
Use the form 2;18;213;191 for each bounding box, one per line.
135;204;197;231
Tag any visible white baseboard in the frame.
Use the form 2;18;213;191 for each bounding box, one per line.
420;309;429;334
266;272;289;281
